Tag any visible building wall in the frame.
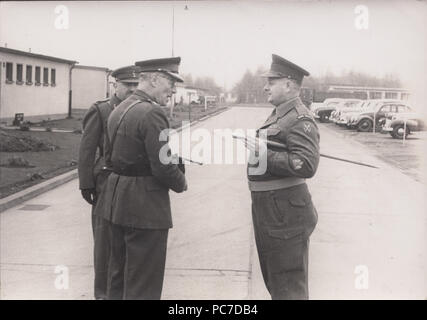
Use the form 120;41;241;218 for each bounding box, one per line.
174;86;199;105
0;52;70;122
72;67;108;109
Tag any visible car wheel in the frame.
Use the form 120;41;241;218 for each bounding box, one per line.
392;125;409;139
357;119;373;132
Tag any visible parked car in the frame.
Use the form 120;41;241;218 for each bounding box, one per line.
382;112;426;139
331;99;363;126
309;102;324;112
312;98;344;123
349;100;411;132
346;100;381;128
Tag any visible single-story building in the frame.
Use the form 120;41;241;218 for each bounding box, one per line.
327;85;410;100
0;46;77;124
220;92;237;104
174;83;201;105
71;65;111;109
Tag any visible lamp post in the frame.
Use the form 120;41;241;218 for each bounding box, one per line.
170;3;189;118
171;3;175;56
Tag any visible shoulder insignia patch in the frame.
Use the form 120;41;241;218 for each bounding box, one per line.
303;122;312;133
292;158;304;170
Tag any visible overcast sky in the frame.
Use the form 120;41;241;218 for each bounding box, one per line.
1;0;426;97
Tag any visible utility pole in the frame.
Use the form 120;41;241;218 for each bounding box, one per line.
170;2;175;118
171;3;175;56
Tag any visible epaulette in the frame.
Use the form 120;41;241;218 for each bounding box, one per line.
296;114;315;122
93;98;110;106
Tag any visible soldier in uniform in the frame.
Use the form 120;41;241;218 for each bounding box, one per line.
94;57;187;300
246;54;320;300
78;65;140;300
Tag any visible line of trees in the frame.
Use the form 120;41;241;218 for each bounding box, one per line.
181;74;222;96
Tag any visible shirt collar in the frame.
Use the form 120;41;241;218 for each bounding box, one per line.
109;94;122;108
133;89;156;103
276;96;300;118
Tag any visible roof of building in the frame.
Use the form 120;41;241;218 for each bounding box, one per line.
74;65;111;72
0;46;78;65
328;84;409;92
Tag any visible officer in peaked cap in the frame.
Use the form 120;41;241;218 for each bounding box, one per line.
245;54;320;299
78;64;140;300
135;56;184;83
94;57;187;300
111;65;141;83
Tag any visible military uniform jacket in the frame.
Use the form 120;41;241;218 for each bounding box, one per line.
248;97;320;181
78;95;121;192
93;90;187;229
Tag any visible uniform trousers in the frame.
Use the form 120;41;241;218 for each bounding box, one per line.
106;223;169;300
91;212;110;300
251;183;318;300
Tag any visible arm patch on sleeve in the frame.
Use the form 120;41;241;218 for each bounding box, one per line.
291;158;304;170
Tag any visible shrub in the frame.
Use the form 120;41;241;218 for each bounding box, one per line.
19;124;30;131
7;156;31;167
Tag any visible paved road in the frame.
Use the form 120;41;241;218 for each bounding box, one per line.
1;107;425;299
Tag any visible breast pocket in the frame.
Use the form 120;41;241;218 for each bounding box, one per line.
266;128;281;137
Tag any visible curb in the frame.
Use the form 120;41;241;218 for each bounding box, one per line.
0;169;78;213
0;106;230;213
0;125;76;133
174;106;229;133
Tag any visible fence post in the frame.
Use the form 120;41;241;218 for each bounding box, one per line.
402;117;407;145
373;112;376;134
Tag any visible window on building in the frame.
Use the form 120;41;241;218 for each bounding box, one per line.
51;69;56;86
16;64;23;84
401;93;410;100
26;65;33;84
43;67;49;85
6;62;13;83
369;91;382;99
385;92;398;99
354;91;368;100
35;66;41;85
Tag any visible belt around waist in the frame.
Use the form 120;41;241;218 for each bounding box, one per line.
112;164;152;177
248;177;305;192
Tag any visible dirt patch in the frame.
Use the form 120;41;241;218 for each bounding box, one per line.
0;130;81;198
30;109;86;131
0;129;58;152
0;156;35;168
